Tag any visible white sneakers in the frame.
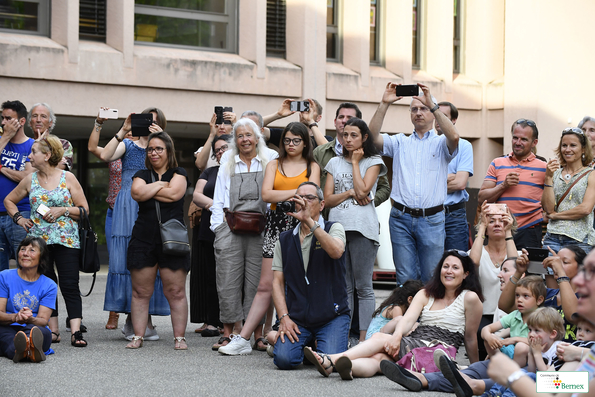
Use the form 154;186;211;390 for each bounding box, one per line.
218;334;252;355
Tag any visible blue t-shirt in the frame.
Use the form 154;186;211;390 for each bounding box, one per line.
0;138;34;212
0;269;57;326
445;138;473;205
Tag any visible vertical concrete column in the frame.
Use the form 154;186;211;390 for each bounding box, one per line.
286;0;327;128
239;0;266;79
342;0;370;86
425;0;454;90
385;0;412;82
50;0;79;64
106;0;134;68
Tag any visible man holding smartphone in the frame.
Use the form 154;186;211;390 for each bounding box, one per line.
368;82;459;284
478;119;546;249
436;101;474;251
0;100;34;271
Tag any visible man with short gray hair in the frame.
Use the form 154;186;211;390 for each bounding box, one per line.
28;103;73;171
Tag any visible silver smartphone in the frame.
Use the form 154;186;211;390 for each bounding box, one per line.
99;108;119;119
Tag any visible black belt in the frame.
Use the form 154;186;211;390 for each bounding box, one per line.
0;211;7;216
445;202;466;214
392;202;444;217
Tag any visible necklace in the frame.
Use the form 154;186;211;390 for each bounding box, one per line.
563;166;584;180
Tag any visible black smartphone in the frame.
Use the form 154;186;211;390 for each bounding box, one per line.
222;107;233;125
130;113;153;136
395;84;419;97
526;247;552;275
290;101;310;112
214;106;224;124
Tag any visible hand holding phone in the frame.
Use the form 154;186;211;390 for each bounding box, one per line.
395;84;420;97
99;108;118;119
526;247;553;275
130;113;153;136
290;101;310;112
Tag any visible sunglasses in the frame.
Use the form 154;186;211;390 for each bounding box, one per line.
516;119;537;127
445;249;469;257
562;127;584;135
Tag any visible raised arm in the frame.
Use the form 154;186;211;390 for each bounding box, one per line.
498;250;528;313
369;82;401;151
416;83;459;153
300;99;327;146
98;114;130;162
195;113;218;171
263;98;296;126
88;109;110;160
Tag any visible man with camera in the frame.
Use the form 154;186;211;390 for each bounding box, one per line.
368;82;459;284
271;181;350;370
478;119;546;249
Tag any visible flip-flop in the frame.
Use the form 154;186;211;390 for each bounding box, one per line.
212;336;231;351
334;356;353;380
253;337;269;351
303;347;333;377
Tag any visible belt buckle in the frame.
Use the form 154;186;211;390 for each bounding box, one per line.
411;208;423;217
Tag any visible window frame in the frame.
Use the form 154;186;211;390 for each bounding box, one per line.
369;0;383;65
453;0;463;74
0;0;50;36
134;0;238;53
412;0;422;70
266;0;286;58
326;0;342;62
79;0;106;42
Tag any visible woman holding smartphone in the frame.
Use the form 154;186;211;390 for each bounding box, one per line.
324;118;387;343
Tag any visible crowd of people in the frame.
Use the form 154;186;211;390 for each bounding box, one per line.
1;85;595;397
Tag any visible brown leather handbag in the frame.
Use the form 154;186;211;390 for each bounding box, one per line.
224;209;266;235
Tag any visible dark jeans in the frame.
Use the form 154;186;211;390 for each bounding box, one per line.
424;359;495;393
274;314;350;370
45;244;82;319
444;207;470;251
513;224;542;250
0;324;52;359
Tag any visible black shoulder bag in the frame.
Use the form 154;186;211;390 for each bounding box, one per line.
78;206;100;296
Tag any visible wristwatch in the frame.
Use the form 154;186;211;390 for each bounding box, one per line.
308;122;318;129
430;104;440;113
310;221;320;233
507;369;527;387
64;209;70;218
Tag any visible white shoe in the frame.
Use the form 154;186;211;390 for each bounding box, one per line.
144;326;159;341
218;334;252;355
122;321;134;341
433;348;449;369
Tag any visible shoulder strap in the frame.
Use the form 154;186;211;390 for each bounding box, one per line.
556;169;592;209
150;171;162;224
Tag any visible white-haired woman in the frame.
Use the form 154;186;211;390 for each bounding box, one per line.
209;118;279;350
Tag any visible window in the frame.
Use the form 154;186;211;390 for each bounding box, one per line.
326;0;340;61
0;0;50;36
266;0;286;57
453;0;462;73
134;0;237;52
412;0;421;69
370;0;380;63
80;0;106;41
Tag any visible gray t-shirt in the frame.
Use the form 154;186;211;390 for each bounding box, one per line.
325;155;387;243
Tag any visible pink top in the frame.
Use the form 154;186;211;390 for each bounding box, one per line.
106;159;122;209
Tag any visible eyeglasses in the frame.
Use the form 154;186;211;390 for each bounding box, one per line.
283;138;303;146
445;249;469;257
410;106;430;114
214;144;228;154
577;265;595;281
146;147;164;154
515;119;537;128
562;127;584;135
298;194;320;202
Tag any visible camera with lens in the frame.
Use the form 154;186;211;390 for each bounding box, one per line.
276;201;296;213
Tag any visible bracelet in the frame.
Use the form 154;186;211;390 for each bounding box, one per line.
510;275;520;285
476;234;485;240
12;212;22;224
114;134;123;143
505;237;514;241
430;103;440;113
544;184;553;188
507;369;527;388
556;276;570;284
94;121;103;132
279;313;290;322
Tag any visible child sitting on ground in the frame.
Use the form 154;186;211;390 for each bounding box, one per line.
481;275;546;367
554;316;595;371
365;280;423;340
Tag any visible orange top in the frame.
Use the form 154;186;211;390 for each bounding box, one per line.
270;166;309;211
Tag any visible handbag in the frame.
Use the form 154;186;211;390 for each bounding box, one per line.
152;173;190;256
396;340;457;374
224;209;266;235
78;206;99;297
554;169;592;212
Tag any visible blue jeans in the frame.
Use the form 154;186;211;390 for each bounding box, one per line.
444;207;469;251
486;369;535;397
273;314;350;370
389;207;445;284
0;211;30;271
542;232;592;255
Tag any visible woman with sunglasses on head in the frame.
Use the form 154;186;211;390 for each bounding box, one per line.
219;122;320;355
469;200;519;359
190;134;231;337
304;250;484;380
125;131;190;349
323;118;387;343
542;127;595;254
99;108;170;341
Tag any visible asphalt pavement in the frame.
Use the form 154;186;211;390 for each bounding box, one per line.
0;268;466;397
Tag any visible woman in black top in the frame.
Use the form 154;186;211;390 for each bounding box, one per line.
126;131;190;350
190;134;231;336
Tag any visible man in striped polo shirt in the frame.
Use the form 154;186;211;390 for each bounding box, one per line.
478;119;547;249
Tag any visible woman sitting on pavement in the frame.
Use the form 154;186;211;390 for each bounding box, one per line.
0;237;57;362
304;250;483;380
469;201;518;358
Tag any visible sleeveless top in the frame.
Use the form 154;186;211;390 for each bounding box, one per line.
29;171;79;248
549;168;595;245
418;289;469;335
365;312;391;340
270;167;308;211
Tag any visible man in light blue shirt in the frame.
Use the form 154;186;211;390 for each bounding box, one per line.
437;101;473;251
369;83;459;283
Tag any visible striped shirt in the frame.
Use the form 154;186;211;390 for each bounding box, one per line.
484;152;546;229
